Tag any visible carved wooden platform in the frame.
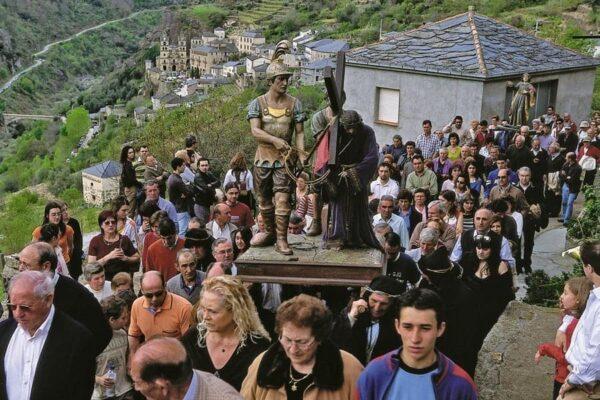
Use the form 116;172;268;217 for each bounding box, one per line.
236;234;385;286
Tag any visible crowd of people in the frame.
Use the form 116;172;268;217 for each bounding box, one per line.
2;105;600;400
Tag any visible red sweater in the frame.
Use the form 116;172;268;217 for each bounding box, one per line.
537;317;579;383
146;237;185;281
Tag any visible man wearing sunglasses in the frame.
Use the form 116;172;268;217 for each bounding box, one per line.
0;271;97;400
16;242;111;356
128;271;192;354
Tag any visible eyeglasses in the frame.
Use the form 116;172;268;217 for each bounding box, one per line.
279;335;315;350
142;290;164;299
103;220;116;225
457;180;466;184
7;303;33;313
474;235;492;249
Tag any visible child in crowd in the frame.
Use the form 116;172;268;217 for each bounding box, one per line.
93;296;134;400
84;263;112;302
110;271;133;294
535;277;593;400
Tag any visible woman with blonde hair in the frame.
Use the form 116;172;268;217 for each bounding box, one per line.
181;275;270;390
223;151;255;210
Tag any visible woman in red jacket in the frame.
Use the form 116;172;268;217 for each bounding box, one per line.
577;136;600;188
535;277;593;400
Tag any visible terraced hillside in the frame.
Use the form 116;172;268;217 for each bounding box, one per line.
238;0;287;26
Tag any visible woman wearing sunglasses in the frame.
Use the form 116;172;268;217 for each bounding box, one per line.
463;234;515;352
87;210;139;281
242;294;363;400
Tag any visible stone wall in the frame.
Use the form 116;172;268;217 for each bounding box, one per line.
475;301;562;400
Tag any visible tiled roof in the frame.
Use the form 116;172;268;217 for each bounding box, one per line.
191;45;218;53
347;12;600;80
254;63;269;72
82;161;121;178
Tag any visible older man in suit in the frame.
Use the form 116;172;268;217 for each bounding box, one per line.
17;242;112;355
0;271;96;400
130;337;241;399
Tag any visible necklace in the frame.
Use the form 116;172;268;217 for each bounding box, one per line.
102;235;119;247
288;365;312;392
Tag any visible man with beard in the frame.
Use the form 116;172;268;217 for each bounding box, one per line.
331;276;406;366
323;110;381;250
418;247;478;377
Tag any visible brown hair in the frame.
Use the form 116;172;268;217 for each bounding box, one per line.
229;152;248;171
111;272;133;291
275;294;332;342
565;276;593;318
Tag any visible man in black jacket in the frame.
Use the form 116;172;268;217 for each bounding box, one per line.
516;166;546;274
0;271;96;400
418;247;478;376
16;242;112;355
193;157;221;225
331;276;406;366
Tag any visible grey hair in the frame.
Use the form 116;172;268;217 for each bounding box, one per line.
380;195;394;204
9;270;54;299
518;166;531;174
211;237;231;252
144;179;159;189
439;147;448;153
83;262;104;282
177;248;196;264
428;199;447;215
419;227;439;244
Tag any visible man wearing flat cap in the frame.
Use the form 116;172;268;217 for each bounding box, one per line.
331;275;406;365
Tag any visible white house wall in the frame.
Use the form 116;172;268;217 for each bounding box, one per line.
345;65;484;146
481;69;597;124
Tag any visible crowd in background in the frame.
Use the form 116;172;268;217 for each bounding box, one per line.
2;105;600;400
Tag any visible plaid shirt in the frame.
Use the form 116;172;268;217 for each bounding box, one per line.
416;133;440;159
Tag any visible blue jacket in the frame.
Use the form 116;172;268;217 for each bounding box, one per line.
355;348;478;400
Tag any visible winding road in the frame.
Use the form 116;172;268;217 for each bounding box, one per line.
0;8;158;95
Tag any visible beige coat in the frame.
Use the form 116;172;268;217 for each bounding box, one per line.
240;350;363;400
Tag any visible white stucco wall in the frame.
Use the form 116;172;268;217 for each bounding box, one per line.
344;65;485;146
481;68;597;124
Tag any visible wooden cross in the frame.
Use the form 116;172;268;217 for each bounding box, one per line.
323;51;345;166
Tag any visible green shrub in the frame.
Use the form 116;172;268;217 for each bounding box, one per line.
567;186;600;242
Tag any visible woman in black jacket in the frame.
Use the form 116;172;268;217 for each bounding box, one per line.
559;152;583;226
119;145;141;215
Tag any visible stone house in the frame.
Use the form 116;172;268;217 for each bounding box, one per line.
301;58;336;85
245;55;270;74
82;161;121;206
236;30;265;54
190;40;238;74
345;10;600;145
105;104;127;119
156;34;188;72
134;107;156;127
222;61;243;77
214;27;226;40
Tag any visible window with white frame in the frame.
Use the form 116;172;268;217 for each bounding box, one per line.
375;87;400;126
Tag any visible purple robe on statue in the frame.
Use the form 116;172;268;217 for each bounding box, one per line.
323;123;381;249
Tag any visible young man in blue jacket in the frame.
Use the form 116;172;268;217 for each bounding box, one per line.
356;288;478;400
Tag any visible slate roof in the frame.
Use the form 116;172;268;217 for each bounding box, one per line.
313;40;349;54
254;63;269;73
242;30;264;38
347;12;600;80
82;161;121;178
303;58;336;70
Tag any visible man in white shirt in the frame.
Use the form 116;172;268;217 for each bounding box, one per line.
205;203;237;240
370;163;400;200
372;195;409;249
130;337;241;399
0;270;96;400
560;241;600;399
83;262;113;302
